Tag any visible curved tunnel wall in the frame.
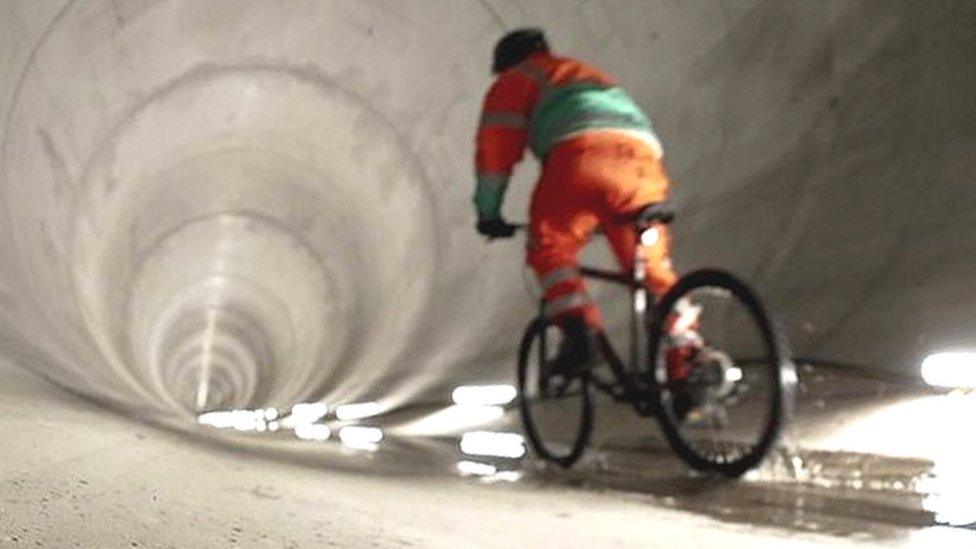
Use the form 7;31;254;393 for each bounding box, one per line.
0;0;974;421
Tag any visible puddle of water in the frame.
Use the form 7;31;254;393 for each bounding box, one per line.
188;366;976;540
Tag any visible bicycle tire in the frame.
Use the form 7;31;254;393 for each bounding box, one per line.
647;269;795;477
517;318;593;468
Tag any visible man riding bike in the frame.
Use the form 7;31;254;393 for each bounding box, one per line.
472;28;701;387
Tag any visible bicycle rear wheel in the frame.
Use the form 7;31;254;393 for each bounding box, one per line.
647;269;795;476
517;318;593;468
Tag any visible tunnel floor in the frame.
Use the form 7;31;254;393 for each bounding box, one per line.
2;358;975;548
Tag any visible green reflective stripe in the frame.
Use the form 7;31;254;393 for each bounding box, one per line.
473;172;510;219
545;292;592;319
539;267;580;291
528;84;656;157
531;82;613;130
548;111;649;139
477;171;510;188
479;111;527;129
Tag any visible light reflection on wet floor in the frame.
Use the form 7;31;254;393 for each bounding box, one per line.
194;367;976;541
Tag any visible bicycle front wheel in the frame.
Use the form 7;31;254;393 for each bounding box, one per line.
647;269;795;477
517;318;593;468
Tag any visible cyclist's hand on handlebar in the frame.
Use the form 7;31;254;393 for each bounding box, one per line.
477;218;517;240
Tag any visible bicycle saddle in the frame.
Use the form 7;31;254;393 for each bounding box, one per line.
620;203;675;227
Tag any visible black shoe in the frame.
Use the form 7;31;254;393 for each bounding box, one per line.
671;389;698;422
548;318;596;378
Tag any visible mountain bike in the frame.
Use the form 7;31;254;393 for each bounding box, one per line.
516;203;796;476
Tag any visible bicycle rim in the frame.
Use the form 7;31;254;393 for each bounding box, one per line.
648;269;795;476
517;318;593;468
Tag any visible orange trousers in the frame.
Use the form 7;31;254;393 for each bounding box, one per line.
527;131;678;328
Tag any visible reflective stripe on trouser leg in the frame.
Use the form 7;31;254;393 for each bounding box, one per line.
534;265;603;327
544;291;592;319
532;264;603;327
538;266;580;292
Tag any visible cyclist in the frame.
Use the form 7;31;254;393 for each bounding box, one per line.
472;28;701;382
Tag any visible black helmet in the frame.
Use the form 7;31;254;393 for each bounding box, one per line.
492;28;549;73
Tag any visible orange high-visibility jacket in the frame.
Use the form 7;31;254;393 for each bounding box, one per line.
473;52;663;219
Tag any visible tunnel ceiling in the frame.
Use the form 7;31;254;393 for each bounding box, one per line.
1;0;974;420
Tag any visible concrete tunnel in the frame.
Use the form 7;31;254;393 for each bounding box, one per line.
2;1;976;546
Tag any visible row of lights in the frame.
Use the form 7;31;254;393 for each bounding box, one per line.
198;400;386;451
198;384;530;479
919;353;976;526
921;352;976;389
450;385;525;481
198;407;281;432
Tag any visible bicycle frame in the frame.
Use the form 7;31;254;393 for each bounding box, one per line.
540;225;665;415
517;209;793;474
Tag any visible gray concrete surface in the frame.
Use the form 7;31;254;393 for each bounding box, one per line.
2;0;975;417
4;357;976;548
2;0;976;546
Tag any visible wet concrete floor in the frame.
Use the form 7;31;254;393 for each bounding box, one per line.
4;358;975;547
191;364;976;542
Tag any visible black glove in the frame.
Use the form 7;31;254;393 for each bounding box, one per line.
477;218;517;239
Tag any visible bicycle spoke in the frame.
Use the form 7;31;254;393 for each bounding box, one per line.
648;269;790;476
